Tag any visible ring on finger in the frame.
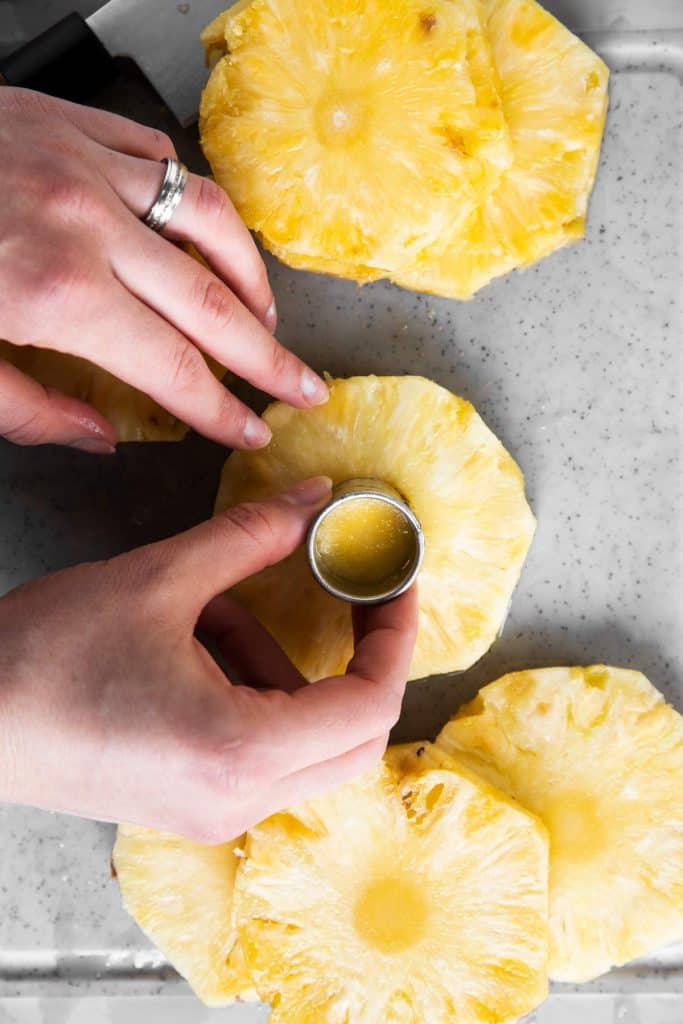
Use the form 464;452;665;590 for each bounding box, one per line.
142;157;189;233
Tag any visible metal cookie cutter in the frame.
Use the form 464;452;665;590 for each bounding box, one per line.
306;478;424;605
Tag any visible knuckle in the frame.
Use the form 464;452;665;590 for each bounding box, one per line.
215;394;249;437
165;339;204;395
195;176;230;222
267;338;291;381
117;547;175;607
149;128;176;158
202;750;245;796
193;273;236;332
3;87;50;118
192;737;264;810
363;687;403;733
0;405;49;447
216;501;278;549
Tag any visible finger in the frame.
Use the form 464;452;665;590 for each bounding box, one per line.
110;218;328;409
230;587;418;776
346;584;419;688
61;279;270;448
149;476;332;605
0;359;116;452
211;736;388;842
198;594;307;693
263;735;389;815
54;94;177;160
94;150;275;329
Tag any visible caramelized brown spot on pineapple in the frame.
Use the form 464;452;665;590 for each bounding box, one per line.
419;11;437;33
110;858;118;879
439;124;468;156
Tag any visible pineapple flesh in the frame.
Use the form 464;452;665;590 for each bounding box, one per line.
200;0;607;298
200;0;512;281
214;375;535;681
234;758;548;1023
0;342;200;443
435;666;683;982
394;0;609;297
112;825;254;1005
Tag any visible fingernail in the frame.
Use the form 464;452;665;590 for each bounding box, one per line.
282;476;333;506
70;438;116;455
264;299;277;333
244;417;272;449
301;369;329;406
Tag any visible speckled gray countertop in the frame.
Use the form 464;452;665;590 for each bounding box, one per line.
0;1;682;1022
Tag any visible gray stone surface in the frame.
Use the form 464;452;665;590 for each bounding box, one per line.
0;1;682;1022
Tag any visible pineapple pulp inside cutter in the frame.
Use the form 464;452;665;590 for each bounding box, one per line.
306;478;424;604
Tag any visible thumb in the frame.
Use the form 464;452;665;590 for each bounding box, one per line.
154;475;332;607
0;359;116;452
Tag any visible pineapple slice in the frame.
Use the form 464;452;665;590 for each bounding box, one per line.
234;758;548;1023
395;0;609;297
214;375;535;681
112;824;255;1006
0;342;201;443
0;247;226;442
435;666;683;982
199;0;512;278
200;0;607;299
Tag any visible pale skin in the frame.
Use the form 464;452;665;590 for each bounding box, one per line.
0;91;419;838
0;478;418;841
0;87;329;452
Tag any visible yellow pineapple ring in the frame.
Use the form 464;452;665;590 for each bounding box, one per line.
199;0;512;277
113;825;255;1006
392;0;609;297
435;666;683;982
215;375;535;681
233;759;548;1023
0;342;224;443
200;0;607;299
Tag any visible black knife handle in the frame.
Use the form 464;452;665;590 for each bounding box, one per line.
0;13;118;103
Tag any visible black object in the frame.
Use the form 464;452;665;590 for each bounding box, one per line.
0;13;118;102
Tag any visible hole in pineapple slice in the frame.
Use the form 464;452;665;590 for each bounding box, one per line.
353;875;429;953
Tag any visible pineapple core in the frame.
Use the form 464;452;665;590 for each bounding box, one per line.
315;497;414;587
353;875;429;953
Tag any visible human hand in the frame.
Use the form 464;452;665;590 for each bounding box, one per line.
0;477;418;841
0;88;328;452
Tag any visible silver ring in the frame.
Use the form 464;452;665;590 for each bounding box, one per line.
143;157;189;232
